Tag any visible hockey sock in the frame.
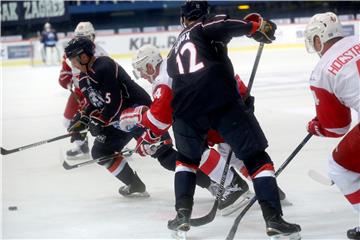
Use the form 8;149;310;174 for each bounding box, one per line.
106;157;134;185
253;175;282;219
175;170;196;210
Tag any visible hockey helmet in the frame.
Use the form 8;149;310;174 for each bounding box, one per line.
132;44;163;81
65;37;95;59
74;22;96;41
44;22;51;31
181;1;209;25
304;12;343;53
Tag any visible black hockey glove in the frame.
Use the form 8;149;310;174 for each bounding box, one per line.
244;95;255;113
68;111;90;133
244;13;277;44
89;114;107;137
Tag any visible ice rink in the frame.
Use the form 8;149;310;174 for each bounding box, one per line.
1;45;359;239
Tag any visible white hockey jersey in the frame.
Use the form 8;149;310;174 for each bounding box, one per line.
309;36;360;137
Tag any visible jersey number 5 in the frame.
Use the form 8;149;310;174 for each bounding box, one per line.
176;42;204;74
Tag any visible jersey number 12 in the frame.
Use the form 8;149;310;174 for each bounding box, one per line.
176;42;204;74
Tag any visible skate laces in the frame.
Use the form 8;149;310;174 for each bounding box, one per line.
222;184;242;200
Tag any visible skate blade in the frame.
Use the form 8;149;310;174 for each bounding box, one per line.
120;191;150;198
269;232;301;240
171;230;187;240
221;191;254;216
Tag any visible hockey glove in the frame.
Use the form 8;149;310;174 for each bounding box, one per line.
119;105;149;132
244;95;255;113
68;111;90;133
136;129;161;156
244;13;277;44
307;117;324;137
89;113;108;137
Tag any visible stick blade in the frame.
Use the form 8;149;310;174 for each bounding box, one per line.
62;160;77;170
1;147;10;155
189;201;218;227
308;170;334;186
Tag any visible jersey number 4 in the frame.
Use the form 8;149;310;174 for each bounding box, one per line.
176;42;204;74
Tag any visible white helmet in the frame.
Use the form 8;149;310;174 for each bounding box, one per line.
44;22;51;31
132;44;163;81
304;12;343;53
74;22;96;41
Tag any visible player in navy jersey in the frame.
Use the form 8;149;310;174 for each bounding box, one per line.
166;1;301;238
40;22;60;64
64;37;177;198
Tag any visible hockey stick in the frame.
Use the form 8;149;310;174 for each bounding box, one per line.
62;148;135;170
62;140;165;170
308;169;334;186
189;42;265;227
226;133;313;240
1;132;85;155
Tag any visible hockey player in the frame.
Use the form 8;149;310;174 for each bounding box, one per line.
64;37;220;199
119;44;252;215
166;1;301;238
40;22;60;64
304;12;360;240
59;22;107;160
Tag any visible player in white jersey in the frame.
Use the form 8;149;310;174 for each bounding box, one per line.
304;12;360;239
58;22;107;160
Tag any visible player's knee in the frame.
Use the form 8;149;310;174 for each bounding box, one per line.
177;152;201;168
242;150;273;176
91;147;113;166
156;147;176;171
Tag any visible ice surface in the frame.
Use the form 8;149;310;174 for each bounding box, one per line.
1;46;358;239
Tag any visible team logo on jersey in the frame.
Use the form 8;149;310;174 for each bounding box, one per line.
96;134;106;143
87;87;105;108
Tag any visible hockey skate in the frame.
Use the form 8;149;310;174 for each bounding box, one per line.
266;214;301;240
65;140;90;160
218;167;253;216
348;227;360;239
168;208;191;240
118;172;150;198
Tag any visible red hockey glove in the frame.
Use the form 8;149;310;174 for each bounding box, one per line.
89;112;108;137
59;56;73;89
307;117;324;136
244;13;277;44
135;129;161;156
119;105;149;132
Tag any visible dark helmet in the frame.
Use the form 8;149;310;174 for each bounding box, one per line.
64;37;95;59
181;1;209;21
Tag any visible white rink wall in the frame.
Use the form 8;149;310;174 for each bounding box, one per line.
1;20;359;67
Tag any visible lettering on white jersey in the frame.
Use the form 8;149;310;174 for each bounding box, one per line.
328;43;360;76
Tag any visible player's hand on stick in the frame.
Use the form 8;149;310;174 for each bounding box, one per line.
89;112;108;137
244;95;255;113
119;105;149;132
244;13;277;44
68;111;90;133
307;117;324;136
135;129;161;156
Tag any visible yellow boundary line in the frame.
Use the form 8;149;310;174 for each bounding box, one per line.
1;43;305;67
